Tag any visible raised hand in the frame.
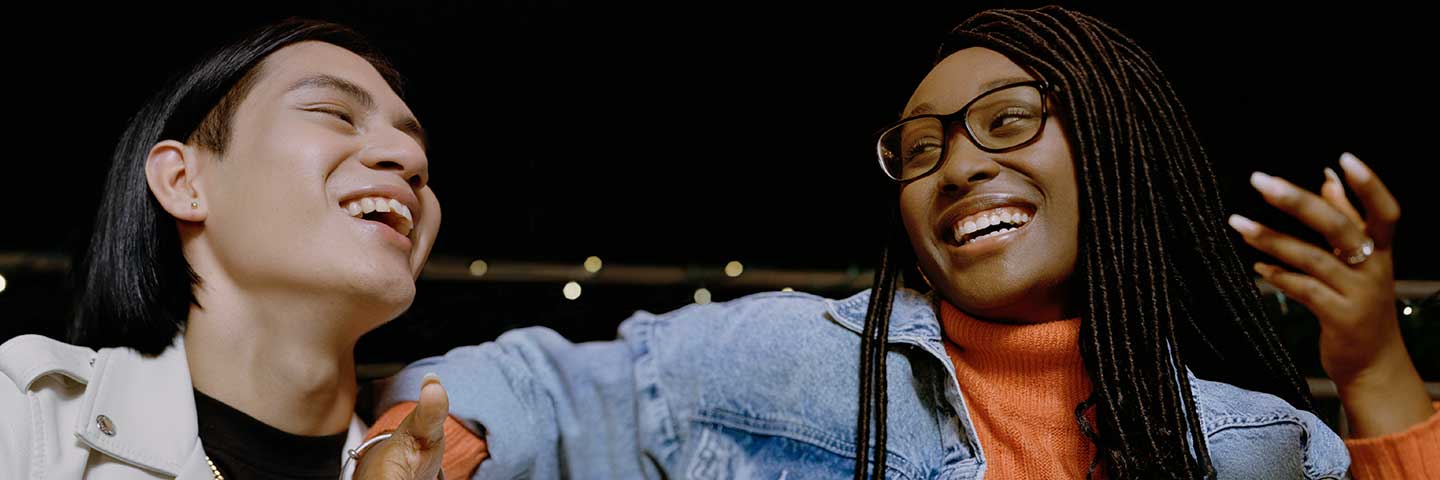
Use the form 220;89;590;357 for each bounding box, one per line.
1227;153;1432;438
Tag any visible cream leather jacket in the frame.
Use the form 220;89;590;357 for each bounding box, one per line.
0;334;365;479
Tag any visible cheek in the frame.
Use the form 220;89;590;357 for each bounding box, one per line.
897;186;930;244
897;185;947;273
410;189;443;275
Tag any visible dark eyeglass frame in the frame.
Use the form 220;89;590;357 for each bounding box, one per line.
874;79;1055;183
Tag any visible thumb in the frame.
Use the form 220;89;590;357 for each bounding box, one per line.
354;375;449;480
397;373;449;450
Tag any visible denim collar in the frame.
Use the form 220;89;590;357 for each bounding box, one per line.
824;288;944;343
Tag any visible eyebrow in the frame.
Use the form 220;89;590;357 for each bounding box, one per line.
288;74;428;150
902;76;1037;118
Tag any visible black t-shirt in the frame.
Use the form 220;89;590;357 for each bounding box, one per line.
194;389;348;480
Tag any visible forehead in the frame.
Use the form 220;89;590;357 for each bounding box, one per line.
903;47;1034;116
249;41;412;115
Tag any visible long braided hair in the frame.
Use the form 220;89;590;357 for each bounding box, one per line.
853;7;1314;479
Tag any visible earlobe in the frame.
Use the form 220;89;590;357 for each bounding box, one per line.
144;140;207;222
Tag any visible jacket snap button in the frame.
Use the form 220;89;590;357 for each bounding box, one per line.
96;415;116;436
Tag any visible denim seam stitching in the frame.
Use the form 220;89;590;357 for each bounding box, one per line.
693;408;921;479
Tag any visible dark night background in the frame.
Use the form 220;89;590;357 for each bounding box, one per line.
2;1;1435;398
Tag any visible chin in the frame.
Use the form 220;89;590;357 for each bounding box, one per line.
342;268;417;315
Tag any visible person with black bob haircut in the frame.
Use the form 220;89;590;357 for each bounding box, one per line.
2;18;458;480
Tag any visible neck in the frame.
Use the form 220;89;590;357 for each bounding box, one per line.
183;276;370;436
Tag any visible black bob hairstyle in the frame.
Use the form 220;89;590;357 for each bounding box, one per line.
70;18;407;355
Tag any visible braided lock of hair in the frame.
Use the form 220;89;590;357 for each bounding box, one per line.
855;6;1313;479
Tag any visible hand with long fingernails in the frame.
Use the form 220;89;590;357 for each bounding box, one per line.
1228;153;1432;439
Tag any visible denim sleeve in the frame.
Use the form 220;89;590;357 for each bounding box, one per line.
378;324;659;479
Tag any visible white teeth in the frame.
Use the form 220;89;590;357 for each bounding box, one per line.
953;206;1035;244
397;204;412;224
967;227;1015;244
341;195;416;237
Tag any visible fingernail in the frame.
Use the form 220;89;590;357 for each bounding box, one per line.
422;372;440;384
1323;167;1340;185
1252;262;1272;276
1249;172;1284;196
1228;214;1259;236
1339;152;1371;183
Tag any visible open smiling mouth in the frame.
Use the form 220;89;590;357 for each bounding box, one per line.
952;206;1034;247
343;196;414;237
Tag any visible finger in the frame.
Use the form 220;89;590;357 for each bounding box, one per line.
1253;261;1345;315
1249;171;1371;258
1228;214;1358;292
398;373;449;449
1338;152;1401;248
1321;167;1364;225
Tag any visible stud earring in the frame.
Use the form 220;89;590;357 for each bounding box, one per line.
191;201;199;209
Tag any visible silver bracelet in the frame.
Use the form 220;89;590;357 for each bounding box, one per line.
341;432;445;480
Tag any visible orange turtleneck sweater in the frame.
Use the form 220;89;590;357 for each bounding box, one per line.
939;299;1097;478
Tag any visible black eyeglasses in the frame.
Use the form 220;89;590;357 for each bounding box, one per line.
875;80;1053;182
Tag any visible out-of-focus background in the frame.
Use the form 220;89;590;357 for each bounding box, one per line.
2;1;1435;430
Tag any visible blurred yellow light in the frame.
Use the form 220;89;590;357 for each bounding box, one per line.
584;256;603;273
468;259;489;277
694;288;712;305
1403;306;1414;316
781;287;794;292
724;261;744;278
563;281;582;300
0;273;7;294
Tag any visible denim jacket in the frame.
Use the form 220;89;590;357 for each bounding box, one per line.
379;288;1349;479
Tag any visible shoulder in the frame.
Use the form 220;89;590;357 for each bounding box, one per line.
619;290;870;409
1;334;99;392
1189;373;1349;478
621;290;855;334
0;335;102;478
617;290;858;357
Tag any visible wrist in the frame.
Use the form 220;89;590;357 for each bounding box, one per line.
1333;345;1433;438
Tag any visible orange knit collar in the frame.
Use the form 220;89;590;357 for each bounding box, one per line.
938;299;1084;364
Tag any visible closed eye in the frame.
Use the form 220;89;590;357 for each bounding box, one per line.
306;106;355;126
323;109;354;125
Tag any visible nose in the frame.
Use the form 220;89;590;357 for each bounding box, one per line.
937;128;1000;196
360;126;429;188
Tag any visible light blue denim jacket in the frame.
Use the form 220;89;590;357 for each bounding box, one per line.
379;288;1349;479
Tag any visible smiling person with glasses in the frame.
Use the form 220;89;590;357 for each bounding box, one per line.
371;6;1437;479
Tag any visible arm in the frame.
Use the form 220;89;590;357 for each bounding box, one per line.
376;325;652;479
1343;401;1440;479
